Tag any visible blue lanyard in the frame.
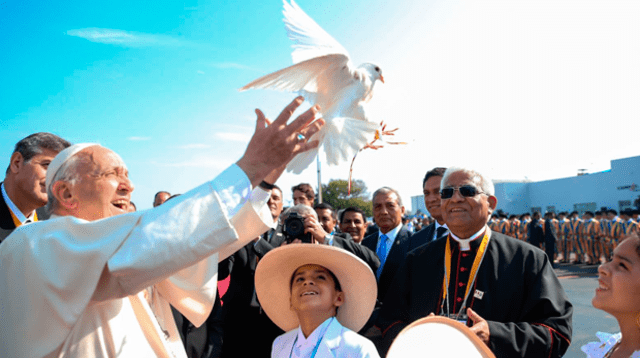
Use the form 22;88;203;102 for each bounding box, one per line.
289;317;334;358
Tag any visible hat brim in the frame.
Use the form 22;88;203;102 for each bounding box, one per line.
387;316;496;358
255;244;377;332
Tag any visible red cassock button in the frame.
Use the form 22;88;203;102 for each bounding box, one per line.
460;267;467;272
458;282;465;287
462;253;469;258
456;297;463;302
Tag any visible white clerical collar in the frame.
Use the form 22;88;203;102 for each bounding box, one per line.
450;226;486;251
380;223;402;243
1;183;33;224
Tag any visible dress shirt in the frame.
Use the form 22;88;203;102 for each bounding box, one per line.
325;231;336;246
291;317;333;358
376;224;401;261
0;163;274;358
1;182;36;224
434;222;448;241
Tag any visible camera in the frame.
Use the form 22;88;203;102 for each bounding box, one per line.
283;212;312;243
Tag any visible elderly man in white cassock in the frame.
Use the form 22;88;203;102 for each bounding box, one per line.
0;98;324;358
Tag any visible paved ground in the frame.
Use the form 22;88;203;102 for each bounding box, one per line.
554;263;618;358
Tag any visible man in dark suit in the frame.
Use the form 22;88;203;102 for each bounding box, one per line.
377;167;572;358
361;187;418;303
1;132;70;243
360;187;417;353
529;211;544;249
412;167;449;246
220;185;286;358
311;203;380;273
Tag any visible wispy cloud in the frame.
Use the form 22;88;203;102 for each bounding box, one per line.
210;62;258;71
215;132;251;142
176;143;211;149
128;136;151;141
66;28;189;47
197;70;205;75
152;158;228;169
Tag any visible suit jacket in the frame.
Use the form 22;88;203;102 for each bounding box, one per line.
361;225;415;302
529;220;544;246
220;228;284;357
410;222;449;249
331;233;380;274
271;318;380;358
0;191;16;243
377;231;572;358
172;292;223;358
0;185;48;243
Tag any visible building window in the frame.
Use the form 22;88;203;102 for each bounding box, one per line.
619;200;632;211
574;202;597;215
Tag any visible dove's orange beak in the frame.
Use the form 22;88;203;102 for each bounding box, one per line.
380;75;385;84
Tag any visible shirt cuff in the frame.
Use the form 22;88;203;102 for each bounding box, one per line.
211;164;252;218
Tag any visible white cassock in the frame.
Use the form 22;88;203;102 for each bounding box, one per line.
0;164;274;358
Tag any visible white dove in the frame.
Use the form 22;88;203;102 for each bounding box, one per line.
240;0;384;174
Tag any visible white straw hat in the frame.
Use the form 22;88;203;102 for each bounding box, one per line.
255;244;377;332
387;316;496;358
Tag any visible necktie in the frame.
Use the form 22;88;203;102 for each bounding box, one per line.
436;226;447;240
376;234;389;279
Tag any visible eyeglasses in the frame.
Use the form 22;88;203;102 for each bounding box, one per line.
440;185;485;199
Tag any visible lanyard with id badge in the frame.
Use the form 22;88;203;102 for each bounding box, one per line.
440;232;490;325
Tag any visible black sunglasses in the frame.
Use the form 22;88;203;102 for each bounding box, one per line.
440;185;485;199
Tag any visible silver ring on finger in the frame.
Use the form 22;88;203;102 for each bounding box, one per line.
296;133;306;142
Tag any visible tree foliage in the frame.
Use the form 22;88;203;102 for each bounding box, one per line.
320;179;372;217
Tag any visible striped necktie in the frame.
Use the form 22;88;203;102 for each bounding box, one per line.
376;234;389;279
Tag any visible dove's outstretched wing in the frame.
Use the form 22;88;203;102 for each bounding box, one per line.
283;0;350;64
239;54;354;112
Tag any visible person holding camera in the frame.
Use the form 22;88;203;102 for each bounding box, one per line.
281;204;380;274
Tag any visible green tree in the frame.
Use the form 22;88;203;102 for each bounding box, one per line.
320;179;372;217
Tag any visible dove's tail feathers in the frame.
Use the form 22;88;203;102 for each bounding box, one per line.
285;117;378;173
322;117;378;166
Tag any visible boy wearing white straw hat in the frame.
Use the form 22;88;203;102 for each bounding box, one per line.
256;244;380;358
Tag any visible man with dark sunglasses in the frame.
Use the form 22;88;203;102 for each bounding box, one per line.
377;167;572;358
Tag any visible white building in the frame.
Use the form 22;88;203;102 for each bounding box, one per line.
494;156;640;215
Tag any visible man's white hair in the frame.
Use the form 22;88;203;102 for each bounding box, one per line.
441;167;495;197
45;154;85;214
282;204;318;220
371;187;403;207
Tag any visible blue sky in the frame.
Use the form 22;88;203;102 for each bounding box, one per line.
2;0;640;210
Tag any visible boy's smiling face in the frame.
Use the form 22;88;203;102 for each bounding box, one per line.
290;264;344;315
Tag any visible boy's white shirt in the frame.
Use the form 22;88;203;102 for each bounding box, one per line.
271;317;380;358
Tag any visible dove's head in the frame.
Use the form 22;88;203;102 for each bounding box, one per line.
359;63;384;84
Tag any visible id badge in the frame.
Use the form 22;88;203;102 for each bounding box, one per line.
441;313;468;326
